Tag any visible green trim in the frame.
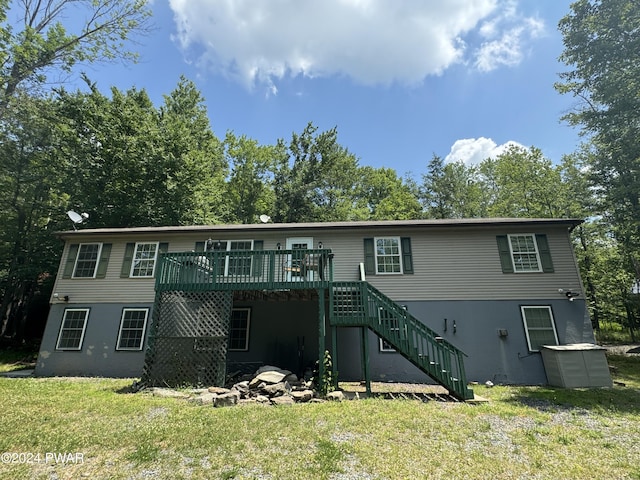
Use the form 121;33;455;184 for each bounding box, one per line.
120;243;135;278
496;235;514;273
535;234;554;273
62;244;79;279
363;238;375;275
95;244;112;279
400;237;413;274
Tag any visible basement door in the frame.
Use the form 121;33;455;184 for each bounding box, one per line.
286;237;314;281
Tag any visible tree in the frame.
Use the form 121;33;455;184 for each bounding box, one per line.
481;146;567;218
557;0;640;336
421;155;486;219
0;93;68;339
56;77;226;228
223;132;280;224
0;0;151;113
273;123;362;223
356;167;422;220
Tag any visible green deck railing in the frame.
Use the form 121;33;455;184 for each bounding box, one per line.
330;281;474;400
155;249;333;292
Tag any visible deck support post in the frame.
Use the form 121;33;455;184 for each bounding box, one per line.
331;325;338;389
361;326;371;395
317;288;326;387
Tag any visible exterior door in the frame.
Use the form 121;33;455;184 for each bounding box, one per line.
286;237;313;281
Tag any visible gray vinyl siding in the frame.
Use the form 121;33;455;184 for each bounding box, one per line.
50;224;582;304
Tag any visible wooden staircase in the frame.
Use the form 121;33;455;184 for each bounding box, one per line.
329;281;474;400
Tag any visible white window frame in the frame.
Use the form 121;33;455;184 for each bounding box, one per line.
228;308;251;351
225;240;254;277
508;234;542;273
116;308;149;351
72;243;103;278
130;242;159;278
56;309;89;350
374;237;403;275
521;306;559;352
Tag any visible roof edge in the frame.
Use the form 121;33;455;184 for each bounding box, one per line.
54;217;584;238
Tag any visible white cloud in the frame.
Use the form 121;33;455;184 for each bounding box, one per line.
445;137;525;165
168;0;544;92
474;1;545;72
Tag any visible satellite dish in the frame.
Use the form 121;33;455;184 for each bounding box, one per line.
259;214;271;223
67;210;89;230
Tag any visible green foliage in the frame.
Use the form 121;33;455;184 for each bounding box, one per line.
0;0;151;112
557;0;640;336
313;350;335;396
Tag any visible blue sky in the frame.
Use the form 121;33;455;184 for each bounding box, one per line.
81;0;580;178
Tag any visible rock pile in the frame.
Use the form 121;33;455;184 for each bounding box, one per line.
151;365;333;407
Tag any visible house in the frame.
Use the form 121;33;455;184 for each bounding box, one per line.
35;218;598;400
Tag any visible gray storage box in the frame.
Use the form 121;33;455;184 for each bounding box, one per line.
540;343;612;388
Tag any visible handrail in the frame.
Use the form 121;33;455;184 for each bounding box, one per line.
156;249;333;291
330;281;473;400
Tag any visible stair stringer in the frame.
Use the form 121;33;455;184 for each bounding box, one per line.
330;281;474;400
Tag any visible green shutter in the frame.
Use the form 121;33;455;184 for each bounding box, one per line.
121;243;136;278
195;241;205;252
496;235;514;273
400;237;413;274
154;243;169;278
536;234;554;273
62;244;79;278
252;240;264;277
95;243;112;279
363;238;375;275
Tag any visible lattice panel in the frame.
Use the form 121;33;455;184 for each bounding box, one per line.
142;291;233;387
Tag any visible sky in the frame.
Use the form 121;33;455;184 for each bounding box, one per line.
79;0;581;178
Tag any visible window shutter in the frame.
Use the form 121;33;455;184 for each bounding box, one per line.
62;244;79;278
252;240;264;277
153;242;169;278
121;243;136;278
195;241;205;252
535;234;554;273
95;244;112;279
363;238;375;275
400;237;414;274
496;235;514;273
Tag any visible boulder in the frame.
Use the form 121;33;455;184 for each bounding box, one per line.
326;391;345;401
271;395;295;406
249;370;290;387
261;381;291;397
213;390;240;407
291;390;314;403
208;386;232;394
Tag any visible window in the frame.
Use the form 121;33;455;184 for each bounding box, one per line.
521;306;559;352
497;234;554;273
130;242;159;278
228;308;250;351
364;237;413;275
227;241;253;277
73;244;102;278
56;309;89;350
509;235;541;272
208;240;254;277
375;237;402;274
116;309;149;351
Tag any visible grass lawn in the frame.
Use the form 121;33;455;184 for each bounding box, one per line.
0;354;639;479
